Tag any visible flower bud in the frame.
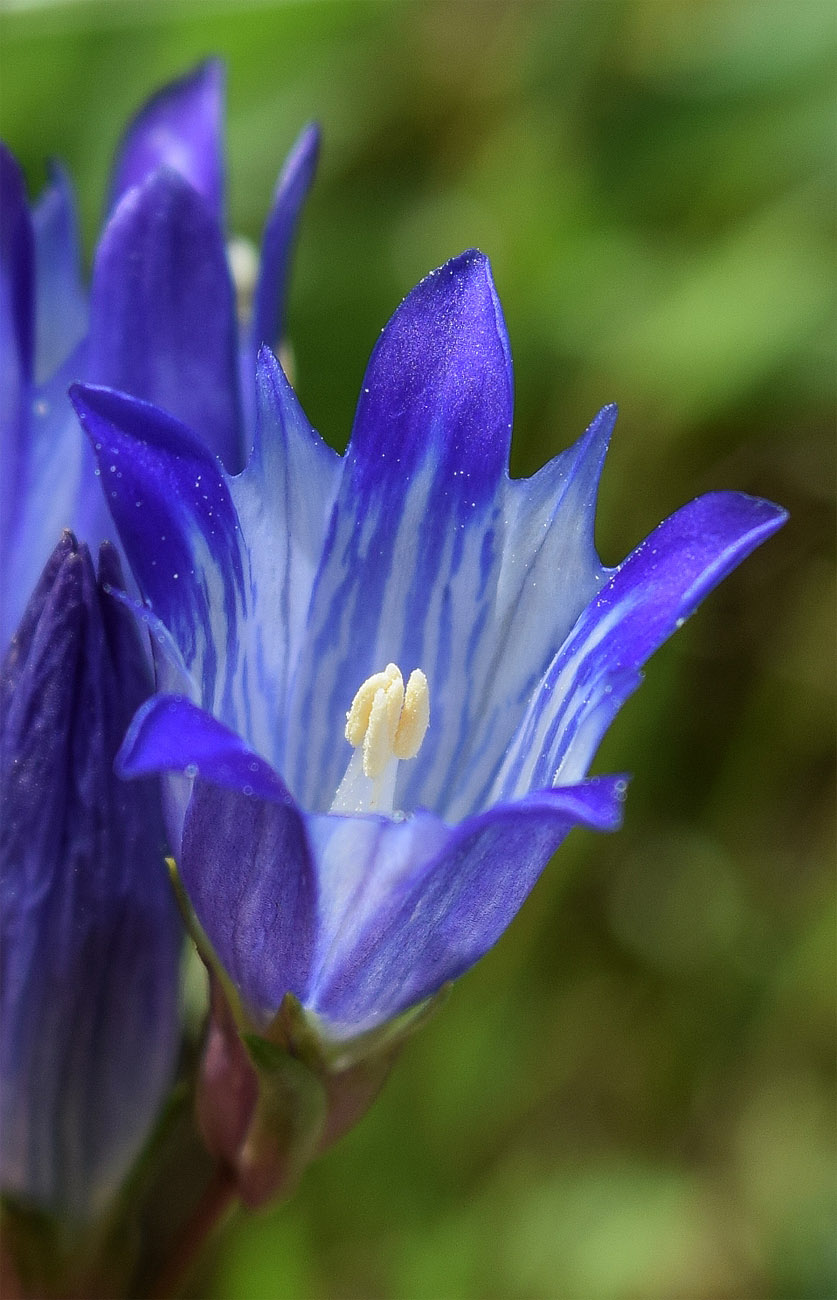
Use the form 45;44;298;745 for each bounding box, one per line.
0;534;182;1223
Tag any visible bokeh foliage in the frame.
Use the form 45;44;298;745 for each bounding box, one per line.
2;1;834;1296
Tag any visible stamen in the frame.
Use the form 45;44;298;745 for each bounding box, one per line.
227;235;259;325
331;664;430;815
393;669;429;760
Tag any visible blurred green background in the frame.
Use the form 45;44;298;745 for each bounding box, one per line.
2;1;834;1296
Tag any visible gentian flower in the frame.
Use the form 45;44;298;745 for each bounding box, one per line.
70;251;785;1194
0;60;319;646
0;533;181;1221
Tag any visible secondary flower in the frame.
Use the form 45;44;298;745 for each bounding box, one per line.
0;60;318;646
0;534;181;1222
70;250;786;1066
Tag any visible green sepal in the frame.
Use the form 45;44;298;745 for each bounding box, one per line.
270;983;454;1073
235;1034;327;1208
165;857;248;1032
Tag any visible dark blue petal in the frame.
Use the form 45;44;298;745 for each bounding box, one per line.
350;248;512;502
285;251;515;809
0;145;34;575
118;693;293;807
108;59;225;219
0;536;182;1219
32;161;86;381
493;491;789;800
116;694;312;1009
90;169;243;470
69;382;247;719
180;781;316;1023
251;122;320;351
307;776;625;1036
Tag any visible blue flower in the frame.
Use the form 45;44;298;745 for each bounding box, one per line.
1;60;318;646
70;250;787;1050
0;533;182;1221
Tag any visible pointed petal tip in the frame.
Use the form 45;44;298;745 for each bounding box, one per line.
428;247;494;293
290;120;322;167
698;488;788;539
108;58;226;217
349;244;513;494
519;771;630;834
117;693;295;809
582;401;619;453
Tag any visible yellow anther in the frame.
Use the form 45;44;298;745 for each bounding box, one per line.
393;669;430;759
344;663;430;780
345;663;401;747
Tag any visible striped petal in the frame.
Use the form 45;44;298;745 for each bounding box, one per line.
69;383;247;726
404;403;615;821
108;59;225;219
492;491;789;801
116;689;622;1038
306;776;624;1037
284;250;516;810
229;347;340;767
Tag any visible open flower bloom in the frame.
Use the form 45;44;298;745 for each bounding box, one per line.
71;250;786;1051
0;534;181;1221
1;60;318;646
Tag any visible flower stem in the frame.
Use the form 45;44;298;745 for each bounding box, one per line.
147;1165;238;1300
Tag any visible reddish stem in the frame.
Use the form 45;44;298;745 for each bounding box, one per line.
147;1165;238;1300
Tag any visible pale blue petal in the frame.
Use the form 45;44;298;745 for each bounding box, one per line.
32;161;86;382
492;491;789;800
229;347;340;767
0;145;34;592
403;403;615;820
2;343;95;648
307;776;624;1037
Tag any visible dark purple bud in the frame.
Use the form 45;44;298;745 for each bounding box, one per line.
0;534;182;1222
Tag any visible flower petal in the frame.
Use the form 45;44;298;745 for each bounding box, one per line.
350;247;512;501
2;344;94;647
1;536;181;1219
32;161;86;381
403;403;616;820
0;144;34;576
307;776;625;1036
230;347;340;767
90;169;243;470
108;59;225;219
493;491;788;800
285;250;516;809
118;693;292;806
180;780;316;1023
251;122;320;352
69;382;247;719
114;689;315;1020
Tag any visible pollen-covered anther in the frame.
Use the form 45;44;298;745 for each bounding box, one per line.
345;664;429;779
